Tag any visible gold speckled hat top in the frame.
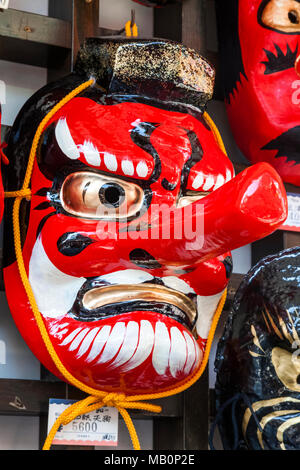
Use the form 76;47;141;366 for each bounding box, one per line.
74;37;215;111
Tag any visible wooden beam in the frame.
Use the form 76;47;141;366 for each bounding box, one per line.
73;0;100;64
0;8;71;48
0;378;183;418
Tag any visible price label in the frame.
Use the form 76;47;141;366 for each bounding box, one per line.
47;399;118;446
281;193;300;232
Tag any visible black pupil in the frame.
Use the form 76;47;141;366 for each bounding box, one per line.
99;183;125;208
289;10;299;24
297;375;300;385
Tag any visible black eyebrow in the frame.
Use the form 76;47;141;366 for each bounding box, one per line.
130;121;161;183
180;129;203;194
262;43;298;75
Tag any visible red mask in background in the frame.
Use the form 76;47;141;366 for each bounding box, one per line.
216;0;300;186
3;39;287;396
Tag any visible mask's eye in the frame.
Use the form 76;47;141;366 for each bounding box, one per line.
60;171;145;220
272;347;300;392
260;0;300;33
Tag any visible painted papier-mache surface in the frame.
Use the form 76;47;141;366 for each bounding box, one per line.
215;0;300;187
3;38;287;396
214;247;300;450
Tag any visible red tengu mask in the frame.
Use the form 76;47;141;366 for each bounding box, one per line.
216;0;300;186
3;39;287;396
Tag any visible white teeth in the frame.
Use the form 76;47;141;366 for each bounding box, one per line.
69;328;90;351
76;327;100;359
226;168;232;182
214;174;225;190
192;173;203;190
121;320;154;372
59;321;201;379
55;118;80;160
183;331;197;375
136;161;148;178
104;152;118;172
110;321;139;369
121;159;134;176
202;175;215;191
57;328;69;339
162;276;195;294
60;327;83;346
86;325;111;363
152;321;171;376
99;269;154;285
169;327;187;378
79;140;101;166
97;322;126;364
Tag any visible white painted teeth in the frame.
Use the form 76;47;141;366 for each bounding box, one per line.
55;118;80;160
183;331;197;375
110;321;139;369
61;320;201;378
60;327;83;346
86;325;111;363
169;327;188;378
96;322;126;364
121;320;154;372
152;321;171;376
69;328;90;351
76;327;100;358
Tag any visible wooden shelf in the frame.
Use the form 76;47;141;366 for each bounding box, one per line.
0;378;185;419
0;8;71;68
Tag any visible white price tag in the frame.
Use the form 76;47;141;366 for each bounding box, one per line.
47;399;118;446
281;193;300;232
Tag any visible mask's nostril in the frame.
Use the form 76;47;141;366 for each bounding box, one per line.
129;249;161;270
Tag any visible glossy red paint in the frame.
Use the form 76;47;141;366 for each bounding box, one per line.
217;0;300;186
3;95;288;394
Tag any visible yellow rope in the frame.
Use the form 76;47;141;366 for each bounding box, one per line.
4;78;228;450
125;20;138;37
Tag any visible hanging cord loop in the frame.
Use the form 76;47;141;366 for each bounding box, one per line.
209;392;264;450
4;76;228;450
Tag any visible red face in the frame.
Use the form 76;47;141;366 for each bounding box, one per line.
224;0;300;186
4;95;288;395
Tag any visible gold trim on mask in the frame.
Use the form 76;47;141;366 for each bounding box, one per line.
277;415;300;450
242;397;300;448
82;283;197;326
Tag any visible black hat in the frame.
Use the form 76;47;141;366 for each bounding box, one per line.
74;37;215;111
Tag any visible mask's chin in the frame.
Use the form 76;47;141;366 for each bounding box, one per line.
48;309;202;394
29;236;202;393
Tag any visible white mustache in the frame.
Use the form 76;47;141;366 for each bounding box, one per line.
59;320;201;378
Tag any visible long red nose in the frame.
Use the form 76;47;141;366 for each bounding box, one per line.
119;162;288;266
